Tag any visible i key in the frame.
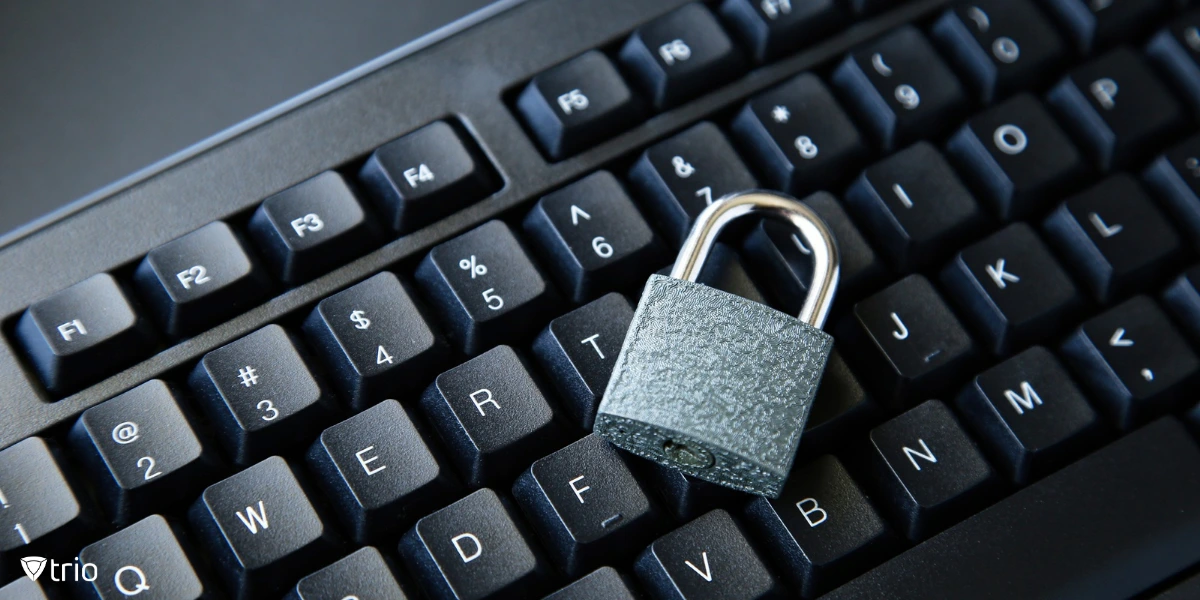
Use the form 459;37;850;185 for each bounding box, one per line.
78;515;209;600
545;567;639;600
0;437;92;563
289;547;409;600
1147;10;1200;113
1042;0;1170;54
719;0;847;63
1145;133;1200;245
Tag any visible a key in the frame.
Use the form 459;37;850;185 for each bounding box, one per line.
248;171;377;284
931;0;1067;104
1143;133;1200;245
744;456;897;598
289;546;408;600
78;515;209;600
628;122;758;246
532;293;635;430
845;142;987;272
719;0;847;62
524;171;664;302
1147;10;1200;113
956;346;1104;484
635;510;785;600
947;93;1088;221
1047;47;1186;171
731;72;867;195
399;488;552;600
15;273;154;394
0;437;92;561
358;120;496;233
189;324;336;465
544;567;639;600
1042;0;1170;54
618;3;744;110
940;223;1083;355
415;220;560;355
189;456;338;599
863;400;998;541
800;351;879;457
1043;174;1183;304
1060;295;1200;429
420;345;562;487
512;434;661;577
1163;265;1200;343
832;26;968;151
68;379;218;524
134;221;271;337
308;399;457;544
303;271;448;409
517;50;642;160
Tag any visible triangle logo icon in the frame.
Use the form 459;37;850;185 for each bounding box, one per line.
21;556;47;581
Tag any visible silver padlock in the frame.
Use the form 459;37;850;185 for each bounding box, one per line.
594;191;839;498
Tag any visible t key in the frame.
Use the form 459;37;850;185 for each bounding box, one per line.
78;515;209;600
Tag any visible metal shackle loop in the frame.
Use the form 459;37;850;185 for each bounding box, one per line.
669;190;840;328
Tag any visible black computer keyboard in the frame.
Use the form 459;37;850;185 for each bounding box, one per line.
5;0;1200;598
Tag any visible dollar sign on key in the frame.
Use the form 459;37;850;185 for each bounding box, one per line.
350;310;371;330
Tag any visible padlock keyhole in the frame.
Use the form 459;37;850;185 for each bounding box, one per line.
663;439;715;469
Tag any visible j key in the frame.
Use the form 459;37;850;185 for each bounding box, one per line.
1042;0;1170;54
289;547;408;600
308;400;457;544
399;488;552;600
1163;265;1200;343
947;93;1088;220
1147;11;1200;112
358;120;495;233
1060;295;1200;429
420;345;562;487
643;461;744;521
189;324;336;465
731;73;867;195
931;0;1067;104
956;347;1104;484
618;3;744;110
303;272;448;409
838;275;979;407
1143;133;1200;245
864;400;998;541
941;223;1083;355
524;171;664;302
517;50;642;160
1047;48;1186;171
415;220;559;355
628;122;758;246
544;567;639;600
68;379;218;524
1043;174;1183;304
845;142;987;272
513;434;661;577
719;0;847;63
832;26;968;151
0;437;91;560
15;273;153;394
248;171;376;284
744;456;896;598
635;510;785;600
532;293;635;430
134;221;270;337
189;456;338;599
78;515;209;600
800;351;880;457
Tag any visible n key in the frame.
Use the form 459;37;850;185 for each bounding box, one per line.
636;510;785;599
78;515;210;600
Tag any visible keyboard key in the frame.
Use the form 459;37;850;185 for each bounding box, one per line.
1060;296;1200;429
303;272;448;409
517;50;642;160
68;379;218;524
744;455;896;598
15;273;153;394
290;546;408;600
731;73;867;195
1147;11;1200;112
513;434;661;577
863;400;998;541
1041;0;1170;54
1163;265;1200;343
189;456;337;599
940;223;1083;355
134;221;271;337
399;488;552;600
189;324;336;465
420;345;562;487
629;122;759;247
524;171;664;302
0;437;91;559
719;0;846;62
532;293;635;430
849;0;902;16
308;400;457;544
635;510;785;600
1143;133;1200;246
845;142;987;272
832;26;968;151
78;515;208;600
931;0;1067;103
0;579;49;600
644;461;744;521
1047;47;1186;171
618;3;744;110
800;351;880;456
545;566;639;600
1043;174;1183;304
415;220;560;355
947;93;1087;220
359;120;496;233
248;171;377;284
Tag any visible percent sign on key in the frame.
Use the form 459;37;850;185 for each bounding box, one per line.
459;255;488;278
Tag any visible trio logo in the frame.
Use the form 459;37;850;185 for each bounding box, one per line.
20;555;151;595
20;556;46;581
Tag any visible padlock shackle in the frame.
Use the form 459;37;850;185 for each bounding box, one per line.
670;190;840;328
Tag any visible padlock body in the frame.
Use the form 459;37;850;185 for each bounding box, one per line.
595;274;832;498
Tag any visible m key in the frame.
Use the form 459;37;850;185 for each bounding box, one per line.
636;510;785;599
